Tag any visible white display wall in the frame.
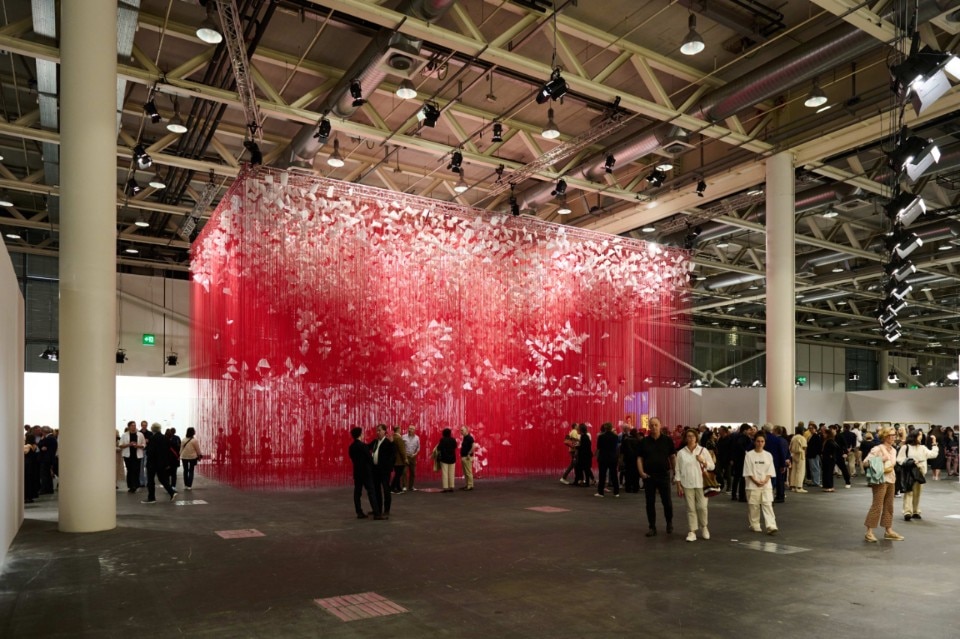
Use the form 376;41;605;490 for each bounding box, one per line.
1;243;24;565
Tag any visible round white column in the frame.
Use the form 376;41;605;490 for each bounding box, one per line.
58;0;118;532
765;152;795;429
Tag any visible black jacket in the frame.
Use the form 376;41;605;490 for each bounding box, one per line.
146;433;176;469
349;439;374;480
370;437;395;474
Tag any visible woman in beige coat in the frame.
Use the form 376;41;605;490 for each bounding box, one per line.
788;426;807;493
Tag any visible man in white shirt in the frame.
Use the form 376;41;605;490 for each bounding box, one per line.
119;421;145;493
401;425;421;492
744;432;778;534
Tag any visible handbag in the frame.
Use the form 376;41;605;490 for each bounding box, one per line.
431;446;440;472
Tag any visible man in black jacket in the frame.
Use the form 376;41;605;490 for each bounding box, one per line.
141;423;177;504
595;422;620;497
730;423;755;502
370;424;395;519
349;427;379;519
38;427;58;494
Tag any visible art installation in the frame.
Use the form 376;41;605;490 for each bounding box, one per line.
192;167;691;488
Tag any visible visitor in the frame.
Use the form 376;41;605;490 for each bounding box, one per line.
435;427;457;492
944;427;958;476
348;426;379;519
23;434;40;503
119;421;145;494
620;426;641;493
762;424;789;503
390;425;407;495
401;425;420;491
730;423;754;502
370;424;395;517
863;427;901;542
574;423;593;487
559;422;579;485
806;424;823;488
928;425;946;481
638;417;676;537
744;431;778;535
459;426;477;491
595;422;620;498
897;430;938;522
675;427;713;542
179;427;203;490
788;425;807;493
821;429;840;493
141;423;178;504
37;426;58;495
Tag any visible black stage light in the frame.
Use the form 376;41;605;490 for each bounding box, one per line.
884;257;916;282
550;179;567;197
886;279;913;301
884;296;908;315
133;143;152;170
535;68;567;104
39;346;59;362
892;230;923;259
910;365;922;376
510;196;520;217
116;349;128;364
491;122;503;143
848;371;860;382
884;191;925;228
417;102;440;127
126;178;142;196
888;130;940;183
143;99;161;124
647;168;667;187
448;150;463;173
891;41;960;116
350;80;365;108
604;154;616;173
244;140;263;165
315;118;332;142
696;178;707;197
167;353;179;366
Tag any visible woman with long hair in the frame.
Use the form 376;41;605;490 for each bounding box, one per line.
180;427;203;490
897;429;938;521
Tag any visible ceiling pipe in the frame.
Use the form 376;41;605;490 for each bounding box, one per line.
517;0;951;211
275;0;455;169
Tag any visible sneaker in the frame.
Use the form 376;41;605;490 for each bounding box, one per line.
750;527;762;532
185;486;192;491
594;493;604;498
685;532;697;542
613;494;620;498
884;531;904;541
845;484;851;488
766;528;778;535
141;499;157;504
701;527;710;540
559;478;570;485
411;487;418;491
796;488;808;494
170;492;178;502
645;528;657;537
864;532;878;543
402;488;408;492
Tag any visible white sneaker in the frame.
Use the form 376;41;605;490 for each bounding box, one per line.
686;532;697;542
701;527;710;540
796;488;808;493
559;478;570;485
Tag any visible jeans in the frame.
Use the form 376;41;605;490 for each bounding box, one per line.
182;458;198;488
643;474;673;528
809;456;822;487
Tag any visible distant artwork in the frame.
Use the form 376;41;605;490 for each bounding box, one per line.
192;168;690;488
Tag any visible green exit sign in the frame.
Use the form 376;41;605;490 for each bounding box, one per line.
796;376;807;384
142;333;156;346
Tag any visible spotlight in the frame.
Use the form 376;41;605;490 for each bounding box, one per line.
196;2;223;44
510;196;520;217
125;178;142;196
910;366;921;376
349;79;365;107
848;371;860;382
680;14;705;56
550;179;567;197
133;144;152;170
892;230;923;259
143;99;162;124
492;121;503;143
535;67;567;104
891;41;960;116
395;79;417;100
116;349;128;364
884;296;908;315
750;379;763;388
886;280;913;301
884;257;916;282
148;173;166;190
888;131;940;183
887;370;900;383
447;150;463;173
804;80;828;108
541;107;560;140
646;168;667;187
604;154;616;174
243;140;262;166
327;138;345;167
696;178;707;197
729;377;742;388
167;353;179;367
453;169;469;194
39;346;58;362
885;330;902;343
417;101;441;127
884;191;925;228
314;118;332;143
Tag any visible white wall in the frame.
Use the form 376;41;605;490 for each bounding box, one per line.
1;243;24;565
844;388;959;427
24;373;196;433
116;273;191;377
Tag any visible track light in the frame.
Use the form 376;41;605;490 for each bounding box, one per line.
167;353;179;367
448;150;463;173
696;178;707;197
884;296;908;315
910;366;921;376
417;101;441;127
453;169;468;194
350;80;365;108
887;370;900;383
535;67;567;104
680;14;705;56
133;144;152;170
604;154;616;174
891;39;960;116
886;280;913;301
541;107;560;139
884;191;925;228
395;79;417;100
510;195;520;217
884;258;916;282
143;99;161;124
196;2;223;44
848;371;860;382
243;140;262;166
804;80;828;108
125;178;141;196
892;229;923;259
148;173;166;190
314;118;332;143
888;130;940;183
116;349;128;364
491;121;504;144
39;346;58;362
327;138;345;168
647;168;667;187
550;179;567;197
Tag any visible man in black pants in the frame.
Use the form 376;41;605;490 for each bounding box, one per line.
595;422;620;498
730;423;755;502
348;427;379;519
141;423;177;503
638;417;676;536
370;424;396;519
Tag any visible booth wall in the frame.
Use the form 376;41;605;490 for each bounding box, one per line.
1;243;25;565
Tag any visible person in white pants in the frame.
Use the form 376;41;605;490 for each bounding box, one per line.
675;428;715;541
744;432;778;534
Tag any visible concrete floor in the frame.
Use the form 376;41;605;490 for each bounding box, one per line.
1;473;958;638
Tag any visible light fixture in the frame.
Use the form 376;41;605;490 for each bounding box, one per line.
729;377;742;387
166;353;179;367
124;247;139;255
655;160;674;171
888;129;941;183
848;371;860;382
696;178;706;197
892;229;923;259
0;196;12;207
716;241;729;249
39;346;58;362
535;67;567;104
646;168;667;187
134;214;150;228
395;79;417;100
680;14;705;56
642;225;656;233
884;191;925;228
491;121;503;143
510;195;520;217
885;331;902;343
349;79;364;107
133;144;152;170
804;80;828;108
883;297;908;316
747;188;764;196
821;210;839;218
417;101;441;127
116;349;128;364
195;2;223;44
750;379;763;388
5;232;21;239
314;118;332;143
831;266;845;273
166;112;187;135
556;193;571;215
125;178;142;196
143;99;162;124
887;370;900;383
147;172;165;189
890;39;960;116
604;154;616;173
886;280;913;301
910;366;922;376
243;140;262;166
884;257;916;282
541;107;560;139
550;179;567;197
448;150;463;173
327;138;345;168
453;169;469;194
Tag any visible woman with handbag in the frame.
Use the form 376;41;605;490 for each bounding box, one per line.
179;427;203;490
897;430;938;521
675;428;715;541
863;427;902;542
435;428;457;492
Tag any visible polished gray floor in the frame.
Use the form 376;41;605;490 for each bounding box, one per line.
2;472;959;638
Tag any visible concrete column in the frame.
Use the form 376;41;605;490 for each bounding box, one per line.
765;153;795;429
878;350;890;388
58;0;118;532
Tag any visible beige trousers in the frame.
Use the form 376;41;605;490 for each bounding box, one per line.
683;486;708;533
461;455;474;488
903;482;923;516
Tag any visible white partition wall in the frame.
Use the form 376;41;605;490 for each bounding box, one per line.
1;243;25;564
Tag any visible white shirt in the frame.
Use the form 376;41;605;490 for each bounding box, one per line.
120;431;144;459
372;437;386;465
743;449;775;489
675;445;715;489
